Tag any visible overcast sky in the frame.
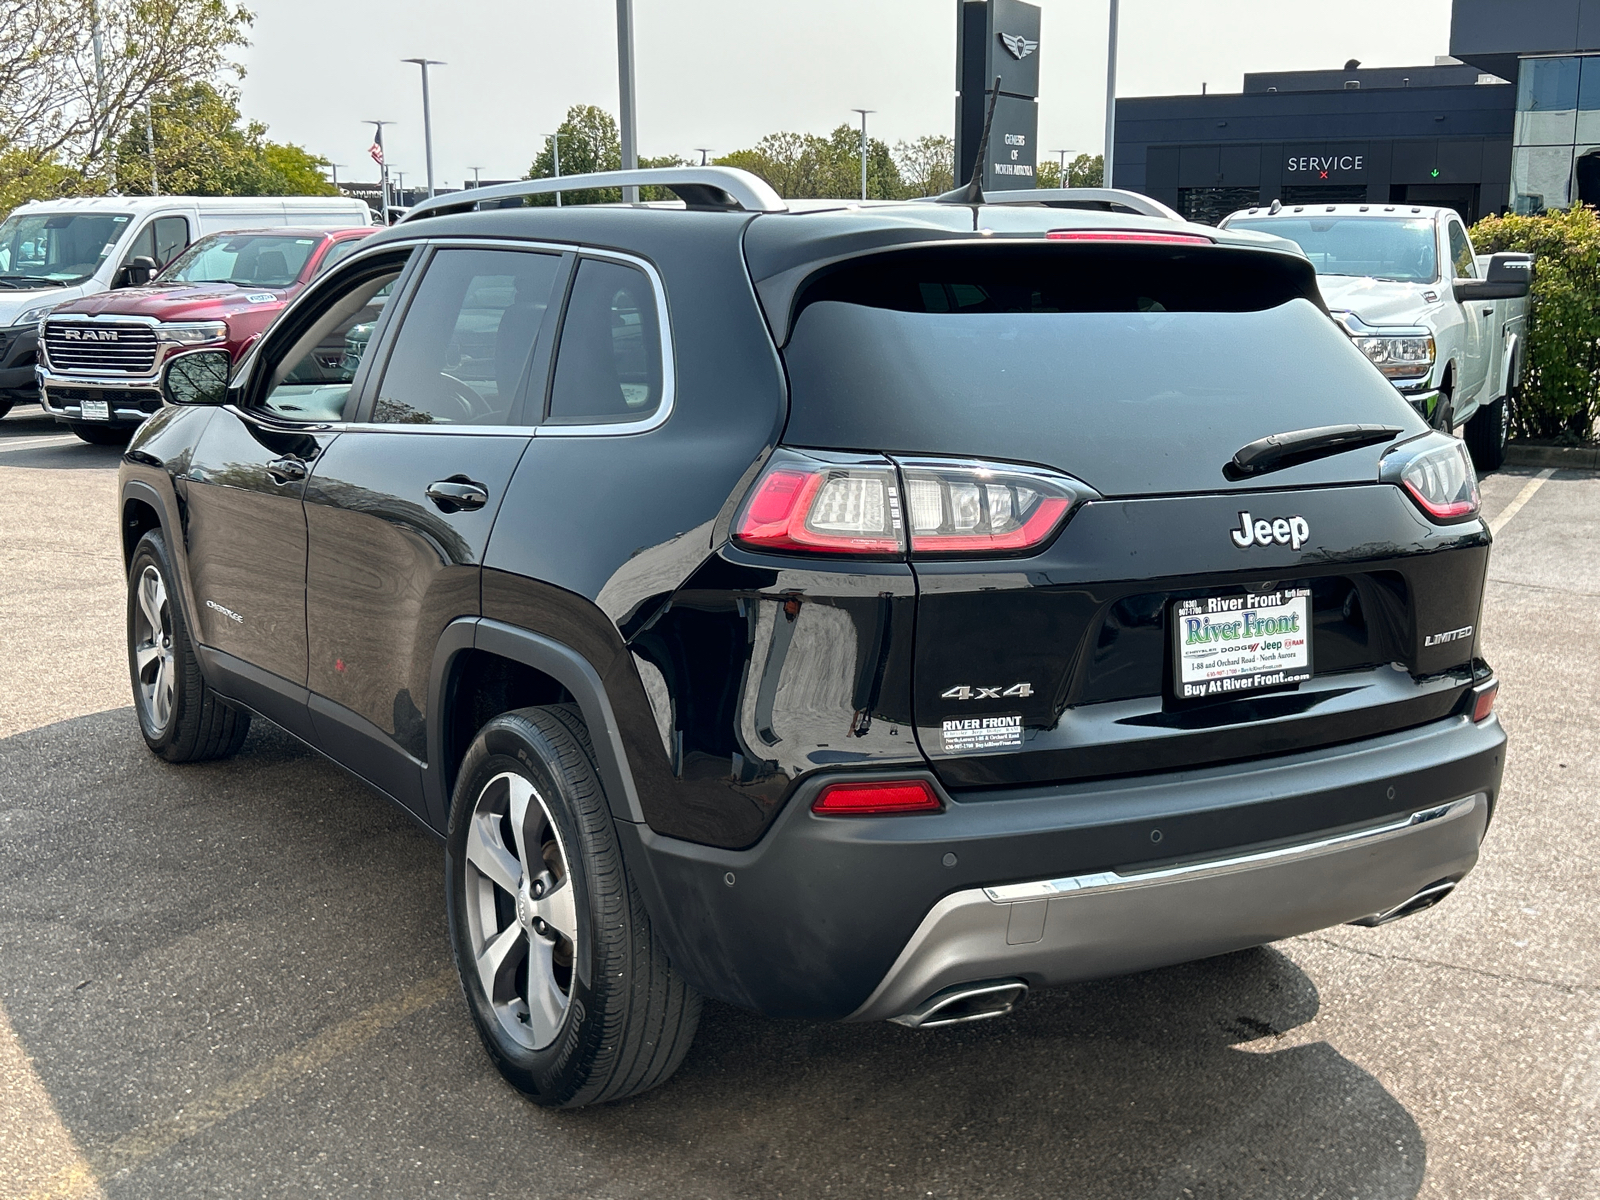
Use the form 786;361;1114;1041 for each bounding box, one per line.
238;0;1454;188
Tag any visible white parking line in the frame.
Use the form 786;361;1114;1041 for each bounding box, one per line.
1490;468;1557;537
0;435;79;454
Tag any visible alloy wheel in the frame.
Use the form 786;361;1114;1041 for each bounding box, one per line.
463;771;579;1050
132;565;176;732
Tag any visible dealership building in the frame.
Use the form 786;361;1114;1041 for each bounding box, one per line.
1112;0;1600;224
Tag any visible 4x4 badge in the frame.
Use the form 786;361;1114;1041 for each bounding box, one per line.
1231;511;1310;551
942;683;1033;701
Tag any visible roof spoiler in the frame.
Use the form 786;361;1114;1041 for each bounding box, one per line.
397;166;787;222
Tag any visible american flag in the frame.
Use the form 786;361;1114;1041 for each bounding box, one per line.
369;128;384;166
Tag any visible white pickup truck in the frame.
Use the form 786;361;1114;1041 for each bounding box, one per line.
1221;203;1531;470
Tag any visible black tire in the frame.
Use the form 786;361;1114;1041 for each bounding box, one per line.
70;422;133;446
445;704;701;1107
1466;392;1511;472
1431;377;1456;434
127;530;251;762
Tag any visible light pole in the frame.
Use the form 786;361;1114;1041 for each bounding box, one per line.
468;166;482;188
550;132;562;207
694;148;712;166
1104;0;1120;189
364;120;394;223
402;58;446;198
1052;149;1071;188
394;169;406;205
146;101;159;196
616;0;639;202
851;108;875;201
327;163;346;192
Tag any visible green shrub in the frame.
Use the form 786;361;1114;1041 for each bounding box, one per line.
1470;206;1600;441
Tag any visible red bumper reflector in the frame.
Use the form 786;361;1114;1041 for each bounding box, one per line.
812;779;942;816
1045;230;1213;245
1472;680;1499;723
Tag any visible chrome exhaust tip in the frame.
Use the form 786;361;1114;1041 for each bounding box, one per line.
1349;878;1458;928
888;979;1029;1029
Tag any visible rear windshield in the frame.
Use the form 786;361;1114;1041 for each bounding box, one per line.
780;247;1419;497
793;244;1318;317
1226;217;1438;284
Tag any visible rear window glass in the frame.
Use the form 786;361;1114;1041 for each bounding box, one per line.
780;247;1417;498
793;244;1318;319
546;257;664;425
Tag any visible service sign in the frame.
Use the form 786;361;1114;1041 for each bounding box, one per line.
1173;588;1312;699
1283;144;1369;183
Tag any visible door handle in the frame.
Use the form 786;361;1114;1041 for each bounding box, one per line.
1483;307;1495;316
265;457;307;484
425;477;490;513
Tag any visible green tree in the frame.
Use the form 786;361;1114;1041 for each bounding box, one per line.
1036;153;1104;189
716;125;902;200
0;0;253;185
525;105;684;204
894;134;954;197
108;81;333;196
1471;205;1600;441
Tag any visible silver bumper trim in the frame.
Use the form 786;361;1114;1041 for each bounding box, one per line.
850;794;1487;1023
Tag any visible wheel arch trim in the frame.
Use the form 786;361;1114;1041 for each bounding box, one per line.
426;618;647;829
119;478;204;663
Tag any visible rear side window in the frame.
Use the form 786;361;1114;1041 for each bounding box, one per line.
373;247;561;425
546;257;663;425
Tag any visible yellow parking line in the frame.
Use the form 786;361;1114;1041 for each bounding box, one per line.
1490;468;1557;537
11;969;456;1200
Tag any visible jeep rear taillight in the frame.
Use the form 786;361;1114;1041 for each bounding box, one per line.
1382;433;1481;523
899;458;1083;555
735;453;1088;558
735;457;904;555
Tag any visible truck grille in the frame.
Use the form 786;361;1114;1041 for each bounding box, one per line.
43;321;158;375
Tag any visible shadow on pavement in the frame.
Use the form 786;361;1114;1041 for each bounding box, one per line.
0;709;1425;1199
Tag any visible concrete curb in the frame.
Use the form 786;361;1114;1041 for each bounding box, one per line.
1505;441;1600;471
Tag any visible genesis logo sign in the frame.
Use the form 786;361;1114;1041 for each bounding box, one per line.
999;32;1038;60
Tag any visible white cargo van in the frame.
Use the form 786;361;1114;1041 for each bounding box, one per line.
0;195;375;415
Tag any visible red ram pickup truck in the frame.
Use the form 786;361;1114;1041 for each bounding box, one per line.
38;225;375;444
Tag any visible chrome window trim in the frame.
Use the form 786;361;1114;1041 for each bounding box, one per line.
317;235;676;438
982;793;1484;904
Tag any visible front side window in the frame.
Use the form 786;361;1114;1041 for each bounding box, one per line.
546;257;664;425
260;259;409;421
0;212;130;285
161;233;321;287
1447;223;1476;280
371;248;562;426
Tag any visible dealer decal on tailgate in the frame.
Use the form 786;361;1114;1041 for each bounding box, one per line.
942;714;1023;754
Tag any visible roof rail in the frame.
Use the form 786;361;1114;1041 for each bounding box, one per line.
980;188;1184;222
398;166;787;222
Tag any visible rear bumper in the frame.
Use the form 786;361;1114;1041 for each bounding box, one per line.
619;711;1505;1021
848;792;1485;1021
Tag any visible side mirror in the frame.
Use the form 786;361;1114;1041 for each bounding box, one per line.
120;255;160;287
1454;253;1532;302
162;350;232;406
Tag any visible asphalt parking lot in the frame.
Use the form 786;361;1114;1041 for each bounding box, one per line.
1;403;1596;1200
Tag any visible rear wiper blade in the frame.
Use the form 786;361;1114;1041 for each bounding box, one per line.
1226;424;1403;481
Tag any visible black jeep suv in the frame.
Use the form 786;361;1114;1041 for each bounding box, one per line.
119;168;1504;1107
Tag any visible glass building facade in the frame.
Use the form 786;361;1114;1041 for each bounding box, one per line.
1512;54;1600;212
